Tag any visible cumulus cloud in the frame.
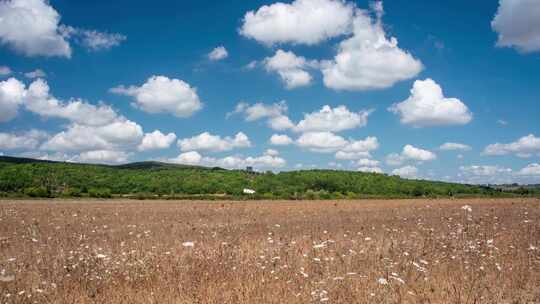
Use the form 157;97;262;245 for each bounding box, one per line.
483;134;540;158
459;165;512;176
110;76;203;118
41;119;143;152
392;166;418;179
0;0;71;57
357;158;380;167
169;151;202;166
389;79;472;127
0;66;12;76
0;0;125;57
321;2;422;90
295;105;371;133
270;134;293;146
0;77;146;161
137;130;176;151
26;79;119;126
239;0;354;46
491;0;540;53
178;132;251;153
316;136;379;159
335;151;371;160
339;136;379;153
208;46;228;61
386;144;436;166
439;142;472;151
170;151;286;169
0;77;26;122
263;49;315;89
78;150;129;164
296;131;348;153
264;149;280;157
517;163;540;176
402;144;436;161
24;69;46;79
230;102;371;133
358;166;383;173
356;157;382;174
228;101;294;131
0;129;48;150
296;132;379;155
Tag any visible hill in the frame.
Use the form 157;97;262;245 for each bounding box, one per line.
0;155;534;199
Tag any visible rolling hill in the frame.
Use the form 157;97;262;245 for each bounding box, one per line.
0;155;534;199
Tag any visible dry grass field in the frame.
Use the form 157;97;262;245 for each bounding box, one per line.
0;198;539;303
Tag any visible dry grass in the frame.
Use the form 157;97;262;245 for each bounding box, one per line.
0;198;539;303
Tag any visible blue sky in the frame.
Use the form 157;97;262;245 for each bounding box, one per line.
1;0;539;184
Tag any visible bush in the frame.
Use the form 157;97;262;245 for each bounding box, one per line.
62;187;82;197
88;188;112;198
24;186;50;198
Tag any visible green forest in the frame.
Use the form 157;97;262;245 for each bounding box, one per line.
0;156;537;200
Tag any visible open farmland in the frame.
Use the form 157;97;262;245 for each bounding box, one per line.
1;198;539;303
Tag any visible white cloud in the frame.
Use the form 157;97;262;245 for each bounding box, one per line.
137;130;176;151
178;132;251;152
231;102;371;133
239;0;354;46
110;75;203;118
0;77;145;158
26;79;119;126
270;134;293;146
517;163;540;176
264;149;280;157
0;0;125;57
389;79;472;127
295;105;371;133
340;136;379;152
169;151;202;166
24;69;46;79
321;3;422;90
78;150;129;164
41;119;144;152
0;0;71;57
229;101;294;131
335;151;371;160
459;165;512;176
170;151;286;169
491;0;540;53
402;144;436;161
386;144;436;166
208;46;228;61
357;158;379;167
0;77;26;122
332;136;379;159
439;142;472;151
77;29;126;51
392;166;418;179
296;132;379;155
0;66;12;76
483;134;540;157
296;131;348;153
0;129;48;150
358;166;383;173
244;61;258;70
263;49;314;89
231;101;287;121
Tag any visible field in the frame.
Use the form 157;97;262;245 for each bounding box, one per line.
1;198;539;303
